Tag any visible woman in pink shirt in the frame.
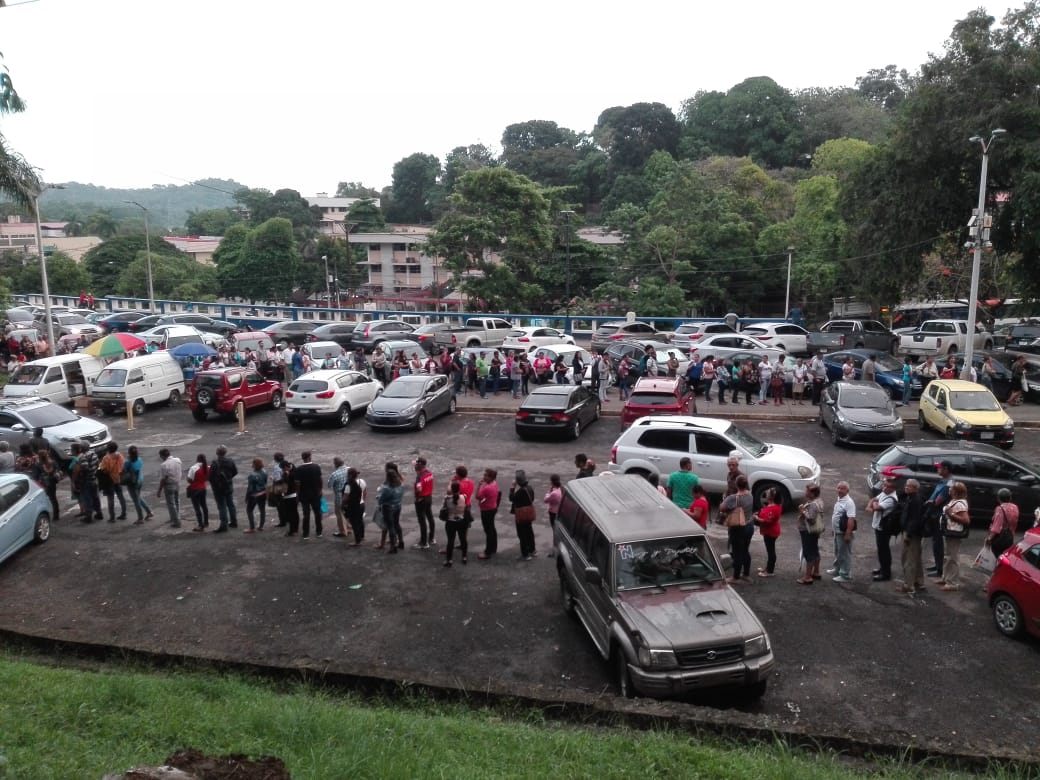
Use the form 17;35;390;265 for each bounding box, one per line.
987;488;1020;560
476;468;500;560
544;474;563;558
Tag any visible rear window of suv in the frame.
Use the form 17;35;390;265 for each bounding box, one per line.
628;392;678;407
195;375;225;390
290;380;329;392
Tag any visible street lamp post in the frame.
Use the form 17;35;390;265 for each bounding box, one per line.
560;210;575;331
784;246;794;322
322;254;332;311
126;201;156;312
33;182;66;350
961;129;1006;380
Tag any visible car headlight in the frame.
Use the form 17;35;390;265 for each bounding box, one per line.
892;379;904;388
955;421;972;430
636;644;678;670
797;466;813;478
835;412;846;424
1004;420;1015;430
745;634;770;658
402;403;421;415
1028;383;1040;392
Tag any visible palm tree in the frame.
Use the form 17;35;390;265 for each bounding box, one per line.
0;52;40;209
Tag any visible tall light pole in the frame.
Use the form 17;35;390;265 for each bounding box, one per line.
126;201;156;312
560;210;575;330
784;246;794;321
33;182;66;350
322;254;331;310
961;129;1006;380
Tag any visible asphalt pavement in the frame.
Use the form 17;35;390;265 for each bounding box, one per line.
0;395;1037;765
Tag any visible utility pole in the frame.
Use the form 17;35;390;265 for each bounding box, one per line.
126;201;156;312
34;182;66;349
560;210;575;331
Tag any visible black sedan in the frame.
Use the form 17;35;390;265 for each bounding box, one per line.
819;380;904;446
405;323;453;353
365;374;456;431
823;350;922;400
515;384;600;440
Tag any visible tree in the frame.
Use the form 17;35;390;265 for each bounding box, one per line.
237;218;300;302
84;210;119;239
441;144;496;196
8;251;90;296
347;198;385;232
116;251;219;301
212;223;251;298
795;87;892;152
426;168;553;311
81;235;186;295
384;153;441;223
0;51;40;210
855;64;915;111
335;181;380;198
594;103;680;176
184;208;241;236
500;121;578;187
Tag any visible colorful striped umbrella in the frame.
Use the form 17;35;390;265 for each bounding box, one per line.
82;332;147;358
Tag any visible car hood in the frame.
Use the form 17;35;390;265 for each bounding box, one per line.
369;395;423;413
837;406;901;425
948;408;1012;427
49;416;110;441
616;583;762;646
758;443;819;472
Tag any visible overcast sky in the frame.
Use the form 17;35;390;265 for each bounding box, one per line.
1;0;1006;197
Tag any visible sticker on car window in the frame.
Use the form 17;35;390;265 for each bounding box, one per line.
617;544;635;560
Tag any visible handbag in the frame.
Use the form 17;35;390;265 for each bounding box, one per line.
724;504;747;528
941;501;970;539
515;504;536;523
319;496;329;514
972;545;997;573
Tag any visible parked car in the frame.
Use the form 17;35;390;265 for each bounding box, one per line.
987;528;1040;639
822;350;923;400
609;415;821;509
35;313;101;340
621;376;694;429
669;321;736;349
818;380;904;446
404;323;453;353
96;311;149;334
0;473;51;568
1002;322;1040;356
135;325;207;351
307;321;360;350
89;353;186;416
500;326;575;352
529;345;594;384
898;319;993;358
740;322;811;356
433;317;514;349
918;378;1013;448
126;314;164;333
555;475;774;699
285;369;382;428
590;320;658;352
2;353;105;405
263;320;321;347
351;319;417;351
365;373;456;431
807;319;898;355
154;313;240;337
188;367;284;422
683;333;784;364
515;384;600;440
868;441;1040;522
4;307;35;326
942;351;1015;401
0;397;111;465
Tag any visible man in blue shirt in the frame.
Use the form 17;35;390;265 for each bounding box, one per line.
926;460;954;578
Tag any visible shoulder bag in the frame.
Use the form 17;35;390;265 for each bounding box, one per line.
724;503;747;528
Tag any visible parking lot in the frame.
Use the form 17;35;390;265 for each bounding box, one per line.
0;397;1037;761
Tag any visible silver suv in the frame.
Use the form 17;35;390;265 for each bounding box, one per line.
0;398;111;466
555;476;774;699
609;415;820;509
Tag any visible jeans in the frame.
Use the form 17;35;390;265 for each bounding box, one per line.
162;485;180;526
902;380;912;405
415;496;434;545
300;495;322;536
702;378;713;401
762;535;777;574
212;490;237;530
875;529;893;578
902;536;924;588
481;508;498;555
105;485;127;520
931;529;944;575
445;518;468;562
834;533;854;578
127;483;152;522
382;504;403;547
247;493;267;530
190;488;210;528
511;378;521;397
758;378;769;402
516;519;535;557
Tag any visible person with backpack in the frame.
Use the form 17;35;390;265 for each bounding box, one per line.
208;445;239;533
868;478;901;582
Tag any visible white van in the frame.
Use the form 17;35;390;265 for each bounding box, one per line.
2;354;106;405
88;353;185;415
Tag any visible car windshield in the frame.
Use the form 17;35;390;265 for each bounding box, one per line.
628;392;678;407
8;365;47;385
873;355;904;372
381;381;425;399
94;368;127;387
20;404;79;427
616;536;721;590
724;422;768;457
840;387;890;408
950;391;1001;412
291;380;329;392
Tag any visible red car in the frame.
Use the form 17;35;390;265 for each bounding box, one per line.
621;377;693;429
188;368;283;422
987;527;1040;639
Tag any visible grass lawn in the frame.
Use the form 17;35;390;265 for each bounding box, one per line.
0;652;1026;780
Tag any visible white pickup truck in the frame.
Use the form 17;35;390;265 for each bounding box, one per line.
898;319;993;357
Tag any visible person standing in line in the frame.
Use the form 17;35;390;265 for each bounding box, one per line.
719;475;754;583
933;481;970;592
451;464;476;506
896;479;926;594
592;349;609;403
616;355;632;401
986;488;1019;561
33;449;62;522
828;481;857;583
476;467;500;561
328;456;349;538
926;460;955;579
666;457;699;511
186;453;210;532
700;356;716;402
543;473;563;557
862;353;877;383
510;469;537;561
0;441;13;474
901;356;914;405
123;445;153;525
810;350;827;405
245;457;268;534
757;354;773;404
796;484;825;585
770;355;786;405
412;456;435;549
271;452;299;535
686;483;710;529
377;462;405;553
791;358;807;405
156;448;183;528
509;354;523;399
441;481;470;567
868;478;900;581
754;487;783;576
343;467;367;545
99;442;127;522
294;450;323;539
724;454;745;497
574;453;595;479
476;351;490;397
208;445;239;533
77;441;103;522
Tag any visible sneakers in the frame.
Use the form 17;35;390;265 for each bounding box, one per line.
825;568;838;575
832;575;852;583
412;543;431;550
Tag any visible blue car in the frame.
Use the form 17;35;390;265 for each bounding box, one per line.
0;473;51;567
823;350;923;401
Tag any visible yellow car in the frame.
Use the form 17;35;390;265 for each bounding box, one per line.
918;379;1014;448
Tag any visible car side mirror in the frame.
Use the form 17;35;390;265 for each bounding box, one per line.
10;423;26;432
1020;474;1037;485
826;399;836;406
583;566;602;587
719;553;734;572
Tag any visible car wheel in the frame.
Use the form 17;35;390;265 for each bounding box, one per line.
559;568;576;614
270;390;283;410
33;512;50;543
288;415;302;428
415;411;427;431
992;593;1024;637
572;420;582;440
467;339;480;348
614;648;635;699
917;410;928;431
192;409;207;422
196;388;214;408
448;396;457;414
168;389;181;406
593;403;601;421
830;425;841;446
337;403;351;428
132;398;146;416
625;467;651;479
753;480;787;511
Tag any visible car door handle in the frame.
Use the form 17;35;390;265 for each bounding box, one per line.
647;456;660;461
696;461;709;467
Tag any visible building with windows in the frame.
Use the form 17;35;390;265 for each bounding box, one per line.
0;216;102;261
306;194;380;237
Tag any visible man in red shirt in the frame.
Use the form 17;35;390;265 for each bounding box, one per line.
413;457;435;549
450;464;475;505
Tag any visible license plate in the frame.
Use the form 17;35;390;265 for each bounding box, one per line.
534;416;546;423
981;432;994;440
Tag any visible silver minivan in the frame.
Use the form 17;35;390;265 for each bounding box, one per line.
2;354;105;405
555;475;774;699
